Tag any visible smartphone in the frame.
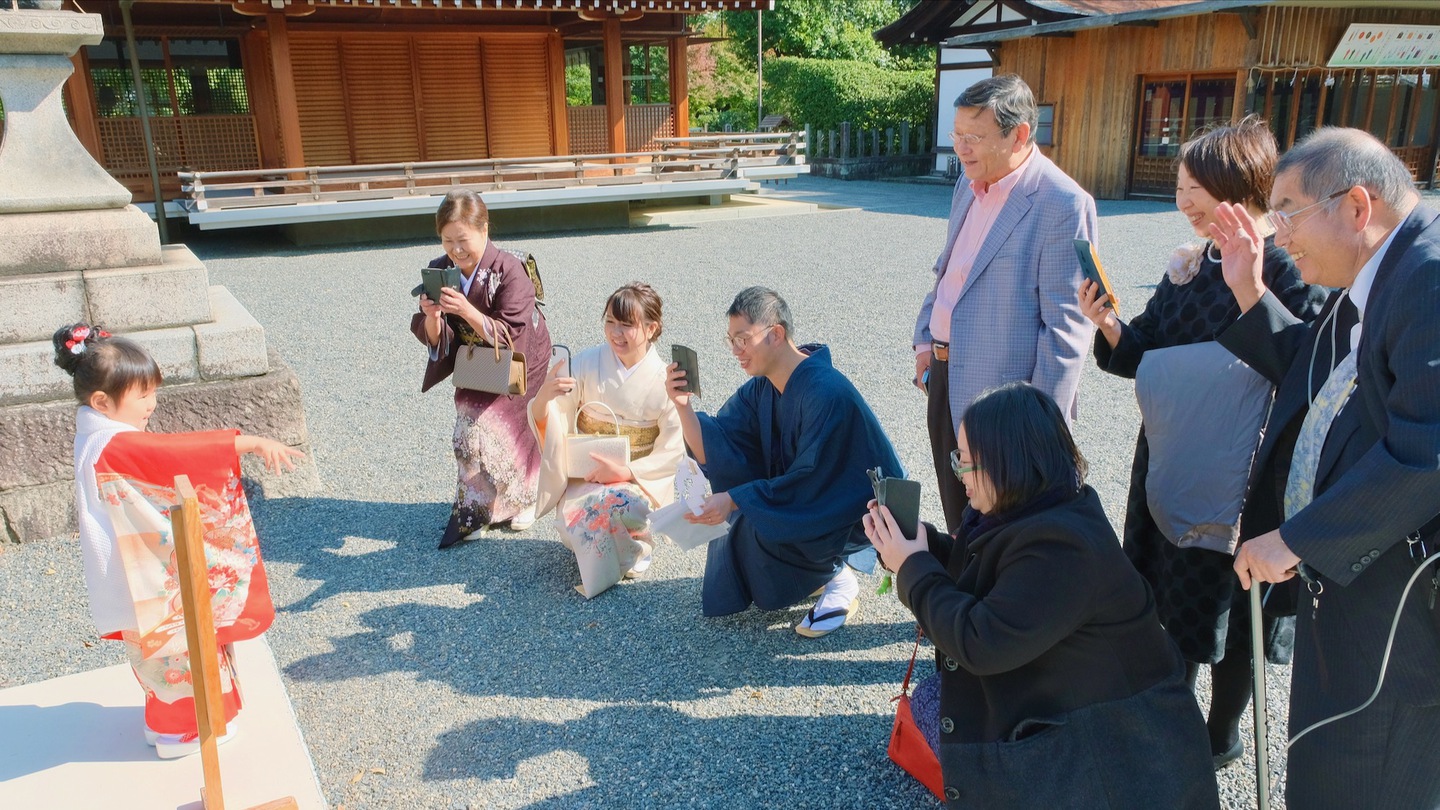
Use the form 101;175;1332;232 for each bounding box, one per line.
1072;239;1119;314
552;344;573;377
869;467;922;540
420;266;462;304
671;344;701;398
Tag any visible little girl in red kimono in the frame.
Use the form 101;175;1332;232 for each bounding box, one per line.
56;323;303;759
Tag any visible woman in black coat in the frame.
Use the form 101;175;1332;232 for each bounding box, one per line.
866;383;1217;809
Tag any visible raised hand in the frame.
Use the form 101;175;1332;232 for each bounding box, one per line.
1078;280;1121;347
665;361;693;409
1208;202;1267;312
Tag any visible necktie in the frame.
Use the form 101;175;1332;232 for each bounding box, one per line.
1284;296;1361;519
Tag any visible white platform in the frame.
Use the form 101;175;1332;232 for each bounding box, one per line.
0;636;327;810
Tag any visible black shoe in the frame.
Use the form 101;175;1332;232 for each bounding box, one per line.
1212;738;1243;770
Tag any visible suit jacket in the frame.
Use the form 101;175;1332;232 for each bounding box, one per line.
1219;205;1440;711
913;151;1098;426
409;240;550;395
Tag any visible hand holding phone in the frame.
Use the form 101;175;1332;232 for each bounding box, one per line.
420;266;462;304
671;344;701;399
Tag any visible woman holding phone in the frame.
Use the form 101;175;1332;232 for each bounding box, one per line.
527;283;684;598
866;383;1217;808
412;189;551;549
1077;118;1324;767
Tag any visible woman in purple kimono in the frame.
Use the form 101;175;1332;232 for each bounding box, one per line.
411;190;551;548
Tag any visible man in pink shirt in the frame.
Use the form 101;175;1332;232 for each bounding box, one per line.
913;74;1097;531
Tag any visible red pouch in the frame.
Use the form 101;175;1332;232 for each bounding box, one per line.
887;625;944;800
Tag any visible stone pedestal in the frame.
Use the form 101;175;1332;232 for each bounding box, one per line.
0;7;318;543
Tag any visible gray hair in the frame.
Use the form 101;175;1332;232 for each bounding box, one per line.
955;74;1038;145
727;286;793;341
1276;127;1417;211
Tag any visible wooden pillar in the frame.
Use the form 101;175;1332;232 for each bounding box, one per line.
65;50;104;163
266;11;307;169
547;32;569;154
669;34;688;140
603;18;626;155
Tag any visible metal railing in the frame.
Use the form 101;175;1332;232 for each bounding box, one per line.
177;132;805;213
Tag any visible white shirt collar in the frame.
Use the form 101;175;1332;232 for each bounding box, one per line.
1348;220;1402;347
1350;221;1401;320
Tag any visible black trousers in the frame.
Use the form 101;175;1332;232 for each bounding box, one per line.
925;356;969;534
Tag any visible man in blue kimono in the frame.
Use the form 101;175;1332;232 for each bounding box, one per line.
667;287;906;637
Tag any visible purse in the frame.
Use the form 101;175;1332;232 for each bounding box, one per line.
888;625;944;801
565;401;631;480
452;321;527;396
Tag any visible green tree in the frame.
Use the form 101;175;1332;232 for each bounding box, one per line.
721;0;931;69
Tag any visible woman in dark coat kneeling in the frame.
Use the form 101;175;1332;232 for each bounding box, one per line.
865;382;1218;809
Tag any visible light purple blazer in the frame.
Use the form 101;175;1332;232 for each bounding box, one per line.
913;150;1098;428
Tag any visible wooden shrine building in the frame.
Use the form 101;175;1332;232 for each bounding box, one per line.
48;0;781;226
888;0;1440;199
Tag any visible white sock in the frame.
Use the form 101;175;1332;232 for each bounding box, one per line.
805;566;859;631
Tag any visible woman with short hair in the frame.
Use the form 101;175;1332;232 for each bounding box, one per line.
866;383;1218;808
1078;117;1326;766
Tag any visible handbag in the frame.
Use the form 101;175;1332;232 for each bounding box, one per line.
888;625;944;801
452;321;527;396
565;401;631;480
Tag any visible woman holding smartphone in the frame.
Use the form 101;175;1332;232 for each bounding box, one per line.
866;383;1217;808
527;283;684;598
412;189;551;549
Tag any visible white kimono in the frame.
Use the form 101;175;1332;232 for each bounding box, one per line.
528;344;683;597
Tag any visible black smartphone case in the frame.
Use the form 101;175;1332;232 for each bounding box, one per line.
420;266;461;302
872;474;922;540
671;344;701;398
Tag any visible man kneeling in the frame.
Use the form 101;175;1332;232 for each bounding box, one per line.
667;286;905;636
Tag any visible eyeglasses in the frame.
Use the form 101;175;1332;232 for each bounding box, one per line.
950;449;980;478
1266;189;1350;235
722;324;774;352
949;128;1008;147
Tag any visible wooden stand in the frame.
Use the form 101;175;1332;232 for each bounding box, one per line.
170;475;298;810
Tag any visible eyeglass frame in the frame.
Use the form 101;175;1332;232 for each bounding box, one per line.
1266;188;1351;235
949;126;1013;148
949;449;980;478
722;323;776;352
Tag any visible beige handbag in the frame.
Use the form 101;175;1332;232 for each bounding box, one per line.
565;401;631;480
452;321;527;396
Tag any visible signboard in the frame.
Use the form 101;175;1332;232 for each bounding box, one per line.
1328;23;1440;68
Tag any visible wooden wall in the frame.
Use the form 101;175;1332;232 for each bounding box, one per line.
999;6;1440;199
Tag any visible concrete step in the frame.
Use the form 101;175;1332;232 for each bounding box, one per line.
0;635;327;809
0;285;267;406
629;194;823;227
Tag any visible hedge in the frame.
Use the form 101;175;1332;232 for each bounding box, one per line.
763;56;931;132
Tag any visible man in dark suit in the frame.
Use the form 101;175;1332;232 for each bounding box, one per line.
1210;127;1440;808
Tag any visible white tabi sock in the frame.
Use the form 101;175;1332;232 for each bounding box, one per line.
803;566;860;633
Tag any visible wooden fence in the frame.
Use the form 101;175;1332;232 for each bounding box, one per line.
804;121;932;180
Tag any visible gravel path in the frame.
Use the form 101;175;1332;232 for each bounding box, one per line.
0;175;1292;809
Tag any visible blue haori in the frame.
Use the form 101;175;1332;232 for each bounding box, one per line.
695;345;905;617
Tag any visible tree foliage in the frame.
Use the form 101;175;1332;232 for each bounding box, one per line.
720;0;932;70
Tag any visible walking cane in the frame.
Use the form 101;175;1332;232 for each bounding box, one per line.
1250;583;1271;810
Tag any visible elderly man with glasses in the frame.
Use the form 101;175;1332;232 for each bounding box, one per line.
1211;127;1440;808
914;74;1098;532
665;286;905;637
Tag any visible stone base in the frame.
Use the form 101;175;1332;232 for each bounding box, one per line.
0;284;266;405
0;351;319;543
0;206;162;276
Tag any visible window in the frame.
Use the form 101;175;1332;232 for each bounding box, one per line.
86;38;248;118
1035;103;1056;146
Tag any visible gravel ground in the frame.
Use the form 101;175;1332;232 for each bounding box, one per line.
1;174;1293;809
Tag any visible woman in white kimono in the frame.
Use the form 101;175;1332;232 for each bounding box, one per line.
528;283;683;598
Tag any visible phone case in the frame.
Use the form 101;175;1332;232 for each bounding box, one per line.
671;344;701;398
870;468;922;540
421;266;462;303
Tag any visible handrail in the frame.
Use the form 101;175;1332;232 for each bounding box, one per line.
176;132;807;214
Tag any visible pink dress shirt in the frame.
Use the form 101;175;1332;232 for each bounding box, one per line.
920;148;1036;355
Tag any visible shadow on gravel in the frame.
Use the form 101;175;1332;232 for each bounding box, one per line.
424;706;940;809
251;497;918;703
